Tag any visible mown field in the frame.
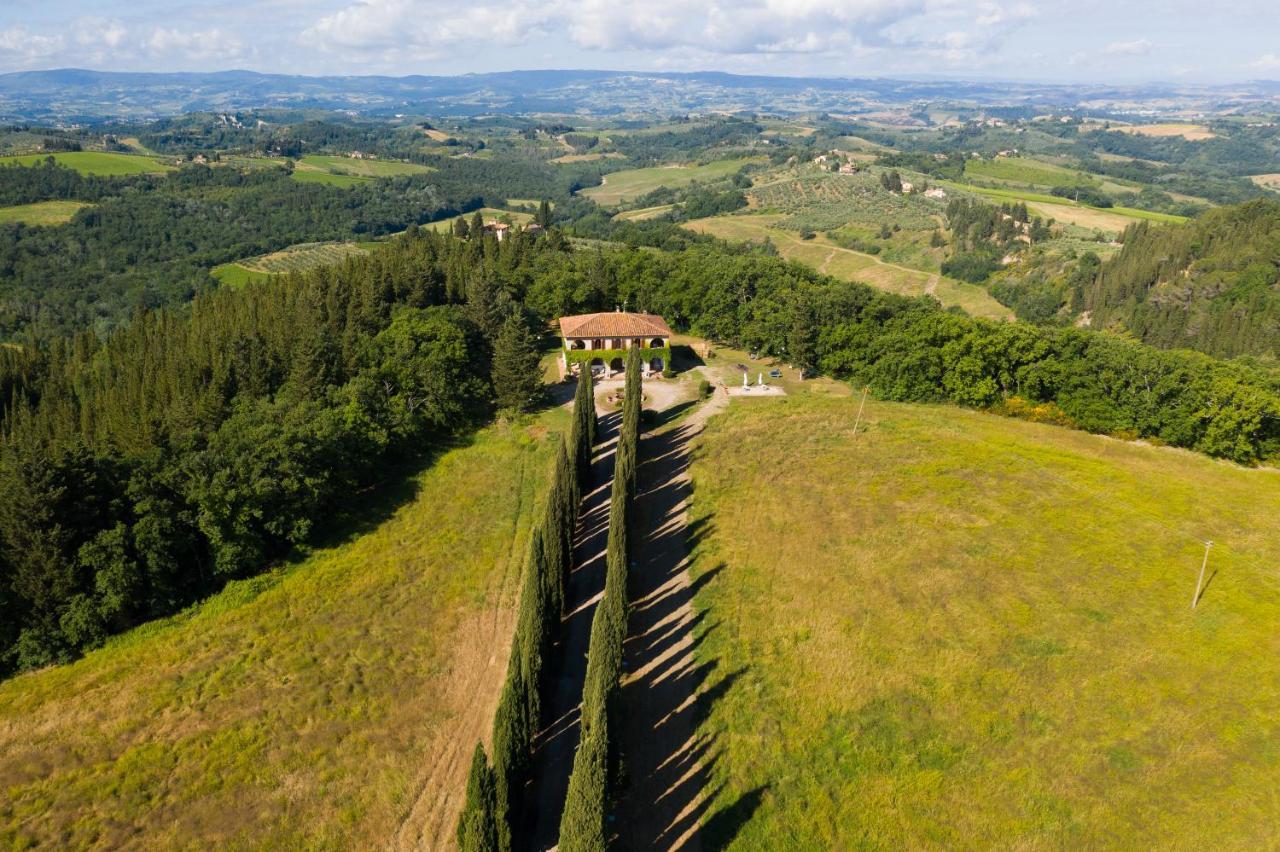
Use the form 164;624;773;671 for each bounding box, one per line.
943;182;1188;234
1250;173;1280;192
0;199;91;225
684;214;1012;321
581;158;760;205
0;151;175;175
686;393;1280;848
0;414;564;849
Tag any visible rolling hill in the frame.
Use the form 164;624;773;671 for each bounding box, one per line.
0;414;563;848
683;390;1280;847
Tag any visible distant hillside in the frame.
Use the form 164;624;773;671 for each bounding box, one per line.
3;68;1280;121
1085;199;1280;358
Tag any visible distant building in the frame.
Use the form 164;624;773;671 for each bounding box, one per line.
924;187;947;199
559;310;674;377
900;181;914;193
483;221;511;241
838;163;857;174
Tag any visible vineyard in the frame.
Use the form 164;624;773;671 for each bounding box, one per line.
749;170;944;231
212;241;373;286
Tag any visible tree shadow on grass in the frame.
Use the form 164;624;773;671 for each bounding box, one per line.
702;785;769;848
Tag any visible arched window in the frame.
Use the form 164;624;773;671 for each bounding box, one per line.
649;337;665;349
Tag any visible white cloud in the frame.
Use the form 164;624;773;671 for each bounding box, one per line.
0;26;66;66
1104;38;1152;56
298;0;1041;63
1251;53;1280;71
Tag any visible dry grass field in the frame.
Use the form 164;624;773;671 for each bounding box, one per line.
1110;123;1217;140
684;214;1012;321
1250;173;1280;192
0;414;565;849
685;392;1280;848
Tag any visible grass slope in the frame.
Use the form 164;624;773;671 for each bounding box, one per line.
0;200;91;226
685;214;1012;321
0;151;174;175
581;158;760;205
686;393;1280;848
0;416;563;849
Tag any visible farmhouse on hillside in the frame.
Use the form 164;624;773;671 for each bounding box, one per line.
558;310;673;378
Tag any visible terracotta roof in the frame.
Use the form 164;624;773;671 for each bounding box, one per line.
558;311;673;339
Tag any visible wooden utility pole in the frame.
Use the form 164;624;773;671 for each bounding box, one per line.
1192;540;1213;610
852;386;870;439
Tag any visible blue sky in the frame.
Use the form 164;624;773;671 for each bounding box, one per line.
1;0;1278;83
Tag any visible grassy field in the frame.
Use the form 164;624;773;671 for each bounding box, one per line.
1111;123;1216;140
0;199;91;226
0;414;564;849
685;214;1012;321
685;392;1280;848
0;151;175;175
211;241;373;286
581;158;761;205
551;151;627;164
964;157;1090;188
944;182;1188;233
424;207;533;234
296;154;434;180
613;204;676;221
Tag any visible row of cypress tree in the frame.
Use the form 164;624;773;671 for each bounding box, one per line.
457;364;597;851
558;347;643;850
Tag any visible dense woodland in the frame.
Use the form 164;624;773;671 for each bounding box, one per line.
0;156;603;341
992;198;1280;358
3;219;1278;675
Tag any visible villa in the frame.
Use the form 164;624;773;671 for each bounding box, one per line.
558;310;673;378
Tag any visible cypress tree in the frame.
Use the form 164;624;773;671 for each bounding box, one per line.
558;718;609;851
490;661;528;852
491;313;543;415
457;743;499;852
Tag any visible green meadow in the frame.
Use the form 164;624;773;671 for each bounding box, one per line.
0;414;565;849
289;154;434;187
0;151;175;175
581;158;762;205
0;199;91;225
686;393;1280;848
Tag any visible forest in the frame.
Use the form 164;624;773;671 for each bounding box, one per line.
0;154;604;341
3;221;1278;676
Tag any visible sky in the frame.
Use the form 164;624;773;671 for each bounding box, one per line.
1;0;1278;84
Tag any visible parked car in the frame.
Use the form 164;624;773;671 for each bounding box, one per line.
769;369;782;378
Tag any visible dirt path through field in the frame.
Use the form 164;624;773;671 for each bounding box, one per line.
525;402;619;850
614;376;728;850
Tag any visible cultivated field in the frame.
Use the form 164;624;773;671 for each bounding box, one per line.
1111;123;1217;140
551;151;627;164
581;158;760;205
0;151;175;175
685;392;1280;848
0;199;91;226
685;214;1012;321
613;203;675;221
0;415;564;849
749;170;944;232
1250;173;1280;192
212;241;373;286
